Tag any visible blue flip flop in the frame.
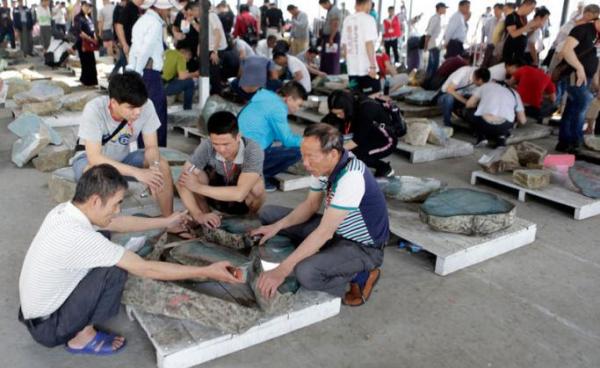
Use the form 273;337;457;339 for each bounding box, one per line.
65;331;127;356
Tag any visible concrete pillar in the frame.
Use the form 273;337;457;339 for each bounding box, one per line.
199;0;210;109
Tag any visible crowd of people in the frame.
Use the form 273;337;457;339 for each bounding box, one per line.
10;0;600;358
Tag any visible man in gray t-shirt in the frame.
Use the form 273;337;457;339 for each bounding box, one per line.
74;72;180;235
98;0;115;57
177;111;265;229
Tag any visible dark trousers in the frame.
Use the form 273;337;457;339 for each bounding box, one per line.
320;33;341;75
425;47;440;79
445;39;464;58
78;48;98;86
438;92;465;127
263;146;301;181
349;75;381;95
19;267;127;348
525;99;556;124
53;24;66;36
111;48;127;76
259;205;384;297
141;69;168;148
384;39;399;64
164;78;195;110
0;26;15;48
209;50;225;95
481;44;496;68
470;115;513;142
351;129;396;177
559;80;593;146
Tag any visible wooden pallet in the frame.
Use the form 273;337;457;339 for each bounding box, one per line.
180;126;207;139
388;201;537;276
471;170;600;220
396;138;474;163
127;290;340;368
274;173;312;192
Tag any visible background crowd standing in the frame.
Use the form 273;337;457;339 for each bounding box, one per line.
0;0;598;162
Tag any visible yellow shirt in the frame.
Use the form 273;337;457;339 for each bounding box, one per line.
162;49;187;82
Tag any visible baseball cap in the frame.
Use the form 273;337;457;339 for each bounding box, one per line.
436;2;448;9
239;56;270;88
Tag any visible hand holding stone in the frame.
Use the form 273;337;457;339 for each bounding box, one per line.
258;267;286;299
205;261;244;284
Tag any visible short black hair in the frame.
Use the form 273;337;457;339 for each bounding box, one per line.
458;0;470;7
73;164;128;205
318;0;330;4
176;39;192;51
278;81;308;100
207;111;239;136
474;67;491;83
272;51;287;60
494;3;504;9
521;0;536;5
505;3;516;9
185;0;199;10
303;123;343;153
108;71;148;107
267;35;278;43
307;46;319;54
534;6;550;18
287;4;296;11
388;6;394;11
239;4;249;12
327;90;355;122
355;0;370;5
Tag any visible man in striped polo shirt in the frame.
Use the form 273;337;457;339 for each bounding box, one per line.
252;123;389;306
18;165;241;355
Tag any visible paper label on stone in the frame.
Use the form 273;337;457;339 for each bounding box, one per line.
125;236;147;253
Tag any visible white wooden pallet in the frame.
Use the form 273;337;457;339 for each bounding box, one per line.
274;173;312;192
396;138;474;163
388;201;536;276
128;290;340;368
291;109;324;124
180;126;207;139
471;170;600;220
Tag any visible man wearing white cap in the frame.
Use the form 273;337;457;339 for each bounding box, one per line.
128;0;182;148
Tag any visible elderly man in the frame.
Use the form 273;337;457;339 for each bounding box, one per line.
18;164;240;355
128;0;181;148
252;123;389;306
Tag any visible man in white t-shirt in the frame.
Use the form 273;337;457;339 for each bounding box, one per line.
208;9;228;95
273;51;312;93
18;164;241;355
340;0;380;95
424;2;447;78
72;72;185;238
465;67;526;147
255;35;276;59
235;37;256;60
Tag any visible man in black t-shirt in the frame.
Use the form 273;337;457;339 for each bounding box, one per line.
0;0;15;49
112;0;141;75
217;1;234;35
173;1;200;73
265;3;283;37
502;0;538;64
556;19;600;153
259;0;269;38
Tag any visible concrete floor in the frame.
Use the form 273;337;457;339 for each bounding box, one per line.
1;113;599;368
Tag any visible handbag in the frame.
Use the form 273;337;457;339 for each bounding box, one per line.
81;38;98;53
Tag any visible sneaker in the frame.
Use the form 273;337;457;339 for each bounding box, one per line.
555;141;569;152
342;269;381;307
474;139;489;148
567;143;581;155
265;180;277;193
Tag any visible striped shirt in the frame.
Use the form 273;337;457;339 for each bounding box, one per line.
19;202;125;319
309;152;389;247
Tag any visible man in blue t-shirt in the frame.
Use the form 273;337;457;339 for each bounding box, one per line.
251;123;389;306
238;81;307;191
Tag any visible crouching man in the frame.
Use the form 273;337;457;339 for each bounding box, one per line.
18;165;241;355
177;111;266;230
251;124;389;306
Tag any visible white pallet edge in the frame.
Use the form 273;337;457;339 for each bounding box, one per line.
275;174;313;192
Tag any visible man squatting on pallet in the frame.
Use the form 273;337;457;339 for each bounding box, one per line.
18;165;242;355
252;124;389;306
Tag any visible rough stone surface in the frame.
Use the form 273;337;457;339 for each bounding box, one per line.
168;109;201;129
378;176;444;202
32;145;74;172
513;170;551;189
8;113;62;145
403;122;432;146
419;188;517;235
515;141;547;167
12;132;50;167
61;91;100;111
584;135;600;152
159;147;190;166
200;95;242;130
427;123;453;146
569;161;600;199
404;90;439;106
13;81;64;105
21;99;62;115
286;160;310;176
5;77;31;98
479;146;521;174
48;167;77;202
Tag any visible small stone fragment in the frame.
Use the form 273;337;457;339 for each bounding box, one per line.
479;146;521;174
22;99;62;115
403;122;432;146
513;169;551;189
48;167;77;202
515;141;547;167
61;91;100;111
427;122;453;146
32;145;74;172
12;132;51;167
378;176;444;202
8;113;63;145
5;77;31;98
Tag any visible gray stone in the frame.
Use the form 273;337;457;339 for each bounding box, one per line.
168;109;201;129
404;90;439;106
159;147;190;166
200;95;242;130
569;162;600;199
286;160;309;176
378;176;445;202
479;146;521;174
513;170;551;189
419;188;516;235
48;167;77;202
403;122;432;146
21;99;63;116
584;135;600;152
61;91;100;111
12;131;51;167
4;77;31;98
427;122;453;146
8;113;63;145
515;141;547;168
32;145;74;172
13;81;65;105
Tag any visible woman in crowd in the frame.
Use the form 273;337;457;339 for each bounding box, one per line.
72;1;98;86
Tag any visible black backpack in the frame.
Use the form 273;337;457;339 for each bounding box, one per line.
367;98;407;139
243;20;258;46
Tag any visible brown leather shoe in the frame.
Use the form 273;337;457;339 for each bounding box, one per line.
342;269;381;307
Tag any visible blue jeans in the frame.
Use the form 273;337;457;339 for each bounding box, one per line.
110;48;127;76
426;48;440;79
72;150;146;181
263;146;301;180
164;78;195;110
558;80;593;146
141;69;168;148
438;93;461;127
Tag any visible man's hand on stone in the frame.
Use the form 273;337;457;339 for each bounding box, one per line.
164;210;192;229
250;223;281;245
194;212;222;229
178;171;203;194
136;168;164;194
258;267;286;299
205;261;244;284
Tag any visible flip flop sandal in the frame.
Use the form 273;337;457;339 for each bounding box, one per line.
65;331;127;356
